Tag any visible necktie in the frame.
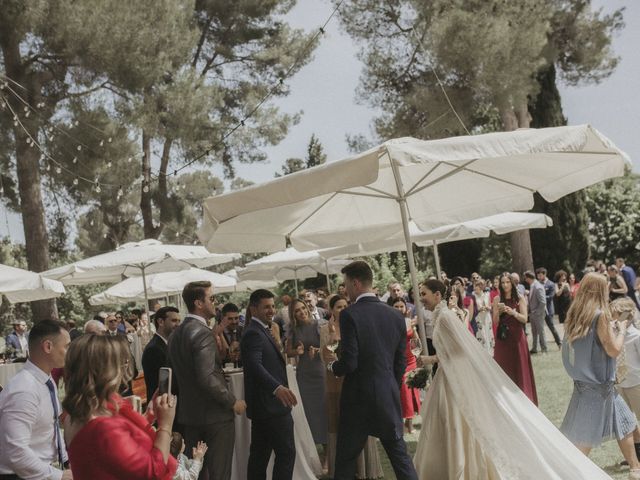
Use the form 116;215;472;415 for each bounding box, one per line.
45;379;66;467
617;344;628;384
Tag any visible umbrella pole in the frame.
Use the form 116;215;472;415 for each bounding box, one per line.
389;150;428;353
432;240;442;279
325;260;332;294
294;269;299;295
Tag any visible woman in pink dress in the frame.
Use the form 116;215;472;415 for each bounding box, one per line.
389;297;421;434
492;272;538;405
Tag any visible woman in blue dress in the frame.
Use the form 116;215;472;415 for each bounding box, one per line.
561;272;640;478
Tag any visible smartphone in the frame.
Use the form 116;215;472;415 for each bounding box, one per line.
497;302;506;311
158;367;172;396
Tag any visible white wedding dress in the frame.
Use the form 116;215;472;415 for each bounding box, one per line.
413;302;611;479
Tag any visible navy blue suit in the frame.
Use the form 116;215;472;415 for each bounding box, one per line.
241;319;295;480
331;295;418;480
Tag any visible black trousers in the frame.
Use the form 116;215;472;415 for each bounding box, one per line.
544;311;562;346
247;414;295;480
184;420;235;480
334;428;417;480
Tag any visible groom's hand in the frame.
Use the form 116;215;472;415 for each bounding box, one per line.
274;385;297;407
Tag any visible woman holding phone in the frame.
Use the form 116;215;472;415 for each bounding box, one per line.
492;272;538;405
63;334;178;479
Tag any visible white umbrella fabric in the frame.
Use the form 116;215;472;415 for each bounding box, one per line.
0;263;66;304
240;247;350;292
198;125;630;348
317;212;553;276
222;269;279;293
44;239;240;311
88;268;238;306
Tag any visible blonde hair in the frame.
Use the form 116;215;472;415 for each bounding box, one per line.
610;297;638;327
62;335;133;423
564;273;611;342
288;298;311;329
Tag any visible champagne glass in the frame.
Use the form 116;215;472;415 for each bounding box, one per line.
326;339;340;353
410;335;423;357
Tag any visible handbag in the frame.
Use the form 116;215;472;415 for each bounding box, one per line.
497;319;509;340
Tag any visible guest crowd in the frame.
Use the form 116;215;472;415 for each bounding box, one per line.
1;255;640;479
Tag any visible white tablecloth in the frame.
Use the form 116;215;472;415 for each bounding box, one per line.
228;364;323;480
0;363;24;388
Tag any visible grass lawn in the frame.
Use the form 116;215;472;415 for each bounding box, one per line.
371;325;631;479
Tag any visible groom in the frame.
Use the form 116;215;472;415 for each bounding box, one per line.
328;261;418;480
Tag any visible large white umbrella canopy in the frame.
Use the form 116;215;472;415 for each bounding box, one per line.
198;125;630;348
44;239;240;312
317;212;553;276
0;264;66;304
43;239;240;285
88;268;238;306
240;247;349;291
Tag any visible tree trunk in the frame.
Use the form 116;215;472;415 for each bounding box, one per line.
157;137;173;225
140;131;159;239
2;32;57;320
501;103;534;274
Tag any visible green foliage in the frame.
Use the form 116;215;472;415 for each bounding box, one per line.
366;252;413;292
276;134;327;176
478;234;513;278
585;175;640;266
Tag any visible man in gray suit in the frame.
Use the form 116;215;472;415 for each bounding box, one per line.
169;281;246;480
524;271;547;354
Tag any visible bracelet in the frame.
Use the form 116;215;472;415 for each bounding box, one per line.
156;427;172;436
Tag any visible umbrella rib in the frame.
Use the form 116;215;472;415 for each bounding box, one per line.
405;163;442;197
335;190;392;200
288;192;339;238
407;160;479;197
362;185;396;198
440;162;537;193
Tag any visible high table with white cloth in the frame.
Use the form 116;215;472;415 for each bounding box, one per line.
227;364;323;480
0;363;24;388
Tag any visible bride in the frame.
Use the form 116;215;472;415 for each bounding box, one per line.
414;278;611;479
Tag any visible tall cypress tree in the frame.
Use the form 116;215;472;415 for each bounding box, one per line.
527;64;590;274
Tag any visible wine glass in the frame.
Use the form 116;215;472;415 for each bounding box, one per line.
410;335;423;357
326;339;340;353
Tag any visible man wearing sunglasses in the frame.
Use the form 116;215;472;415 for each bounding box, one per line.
169;281;246;480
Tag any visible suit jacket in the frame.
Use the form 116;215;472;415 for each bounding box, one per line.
141;333;168;398
331;295;406;440
528;280;547;320
240;319;290;421
5;332;25;353
621;265;640;307
168;316;235;425
543;278;555;316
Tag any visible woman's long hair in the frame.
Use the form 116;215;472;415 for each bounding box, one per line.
288;298;311;330
564;272;611;343
63;334;133;423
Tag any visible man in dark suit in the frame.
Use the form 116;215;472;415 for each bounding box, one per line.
328;261;418;480
241;289;298;480
142;306;180;399
168;281;246;480
219;303;243;367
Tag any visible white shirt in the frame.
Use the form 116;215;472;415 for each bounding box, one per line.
185;313;209;327
620;325;640;388
0;360;66;479
154;332;168;345
17;333;29;356
355;292;377;303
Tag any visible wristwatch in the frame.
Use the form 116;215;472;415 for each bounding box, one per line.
327;360;334;373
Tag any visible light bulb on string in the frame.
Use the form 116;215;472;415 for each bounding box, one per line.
143;184;150;193
73;178;78;186
74;120;79;127
23;106;28;112
107;137;112;143
45;163;50;172
90;219;94;226
72;157;77;164
127;157;132;163
25;111;30;118
95;184;101;193
117;186;123;199
99;140;104;147
76;145;82;151
106;161;112;169
55;166;61;174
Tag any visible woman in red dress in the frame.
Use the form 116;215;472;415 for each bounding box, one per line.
62;334;177;480
492;272;538;405
389;297;421;433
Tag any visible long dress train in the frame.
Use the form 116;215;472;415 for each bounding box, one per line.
413;301;611;479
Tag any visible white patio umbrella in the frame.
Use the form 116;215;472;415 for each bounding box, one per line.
317;212;554;277
0;263;66;304
88;268;238;306
44;239;240;311
222;269;279;292
198;125;630;348
240;247;350;292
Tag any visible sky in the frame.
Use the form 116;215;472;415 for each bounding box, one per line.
1;0;638;244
